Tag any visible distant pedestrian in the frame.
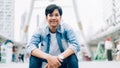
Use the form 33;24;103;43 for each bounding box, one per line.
20;47;25;62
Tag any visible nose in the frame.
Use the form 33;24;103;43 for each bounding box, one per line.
51;16;56;19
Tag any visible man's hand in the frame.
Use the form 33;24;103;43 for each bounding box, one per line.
45;55;61;68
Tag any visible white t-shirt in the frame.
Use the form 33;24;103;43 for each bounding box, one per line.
41;33;61;68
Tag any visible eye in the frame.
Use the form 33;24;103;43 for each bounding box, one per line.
49;14;53;17
55;14;59;17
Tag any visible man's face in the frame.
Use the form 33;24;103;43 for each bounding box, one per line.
46;9;61;30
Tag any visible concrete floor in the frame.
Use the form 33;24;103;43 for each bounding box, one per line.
0;61;120;68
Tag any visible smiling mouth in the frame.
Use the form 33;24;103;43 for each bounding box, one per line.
51;21;56;22
50;21;57;24
50;20;57;22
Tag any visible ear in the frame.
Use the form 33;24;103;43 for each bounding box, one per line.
60;16;62;20
46;16;47;19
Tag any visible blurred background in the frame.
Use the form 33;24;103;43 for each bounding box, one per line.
0;0;120;68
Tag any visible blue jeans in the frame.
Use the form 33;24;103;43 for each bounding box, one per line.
29;54;78;68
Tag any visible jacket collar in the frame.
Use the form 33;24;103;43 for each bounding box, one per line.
45;24;63;36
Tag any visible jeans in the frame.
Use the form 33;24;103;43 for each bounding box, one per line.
29;54;78;68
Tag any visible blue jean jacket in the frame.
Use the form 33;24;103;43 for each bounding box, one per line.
27;23;80;54
27;23;80;68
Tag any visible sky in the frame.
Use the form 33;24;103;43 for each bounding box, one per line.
14;0;105;43
15;0;31;42
77;0;105;37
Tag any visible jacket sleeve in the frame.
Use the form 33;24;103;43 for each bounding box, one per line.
65;25;80;54
27;28;41;54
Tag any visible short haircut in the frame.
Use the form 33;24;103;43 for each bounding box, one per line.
4;39;13;44
45;4;62;16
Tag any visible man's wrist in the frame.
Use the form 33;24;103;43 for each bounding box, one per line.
58;55;64;60
43;53;50;60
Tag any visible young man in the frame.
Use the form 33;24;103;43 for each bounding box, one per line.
27;4;80;68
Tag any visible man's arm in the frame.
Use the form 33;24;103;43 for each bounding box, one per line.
31;48;49;59
31;48;61;68
58;24;80;59
27;29;61;68
58;48;74;59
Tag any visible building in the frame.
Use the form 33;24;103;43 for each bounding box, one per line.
103;0;120;27
0;0;14;40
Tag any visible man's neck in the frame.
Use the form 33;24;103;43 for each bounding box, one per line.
49;27;57;33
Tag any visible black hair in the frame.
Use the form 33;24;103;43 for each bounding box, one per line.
4;39;13;44
45;4;62;16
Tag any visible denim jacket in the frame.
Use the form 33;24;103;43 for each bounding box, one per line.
27;23;80;54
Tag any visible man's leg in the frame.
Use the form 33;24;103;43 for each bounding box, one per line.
59;54;78;68
107;49;112;61
21;55;24;62
29;55;43;68
59;59;67;68
67;54;79;68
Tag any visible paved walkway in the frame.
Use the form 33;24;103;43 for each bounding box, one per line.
0;61;120;68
